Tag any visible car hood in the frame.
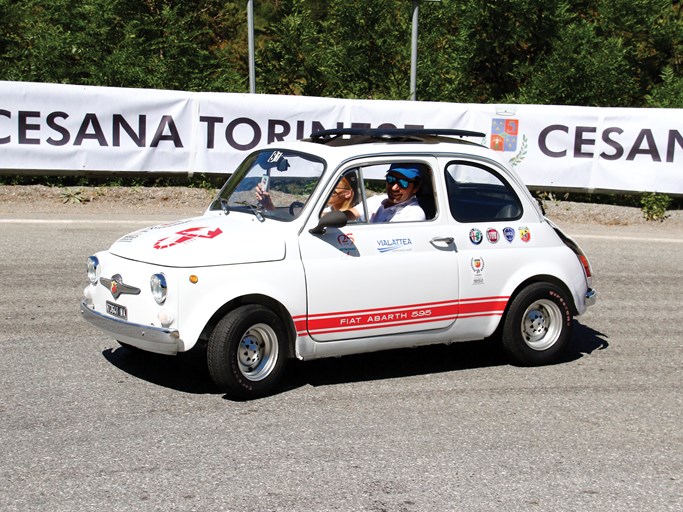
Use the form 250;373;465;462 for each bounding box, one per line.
108;214;286;267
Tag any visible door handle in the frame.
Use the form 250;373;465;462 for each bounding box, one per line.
430;236;456;251
431;236;454;244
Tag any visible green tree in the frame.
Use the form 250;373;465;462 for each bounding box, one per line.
93;0;245;91
515;21;638;106
0;0;246;91
257;0;326;96
647;67;683;107
415;0;573;103
0;0;102;84
1;0;682;106
596;0;682;103
318;0;413;99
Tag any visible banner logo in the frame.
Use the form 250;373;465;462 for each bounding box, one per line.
490;106;528;167
491;118;519;152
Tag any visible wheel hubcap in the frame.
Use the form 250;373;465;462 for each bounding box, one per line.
521;299;563;351
237;323;279;382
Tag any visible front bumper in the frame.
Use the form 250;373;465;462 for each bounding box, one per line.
80;300;180;355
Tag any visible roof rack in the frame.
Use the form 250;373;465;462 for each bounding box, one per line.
309;127;485;142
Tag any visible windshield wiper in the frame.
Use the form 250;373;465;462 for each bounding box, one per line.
219;198;230;215
248;204;265;222
235;201;265;222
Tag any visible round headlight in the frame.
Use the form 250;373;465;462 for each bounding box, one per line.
150;273;168;305
86;256;99;285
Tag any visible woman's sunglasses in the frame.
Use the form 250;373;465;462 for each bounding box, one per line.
386;174;414;189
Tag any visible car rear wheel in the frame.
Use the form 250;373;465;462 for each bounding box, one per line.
502;282;573;366
207;304;288;400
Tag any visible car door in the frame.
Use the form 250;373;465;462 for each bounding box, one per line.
298;159;461;343
442;157;529;325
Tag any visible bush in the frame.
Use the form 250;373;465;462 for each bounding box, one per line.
640;192;673;222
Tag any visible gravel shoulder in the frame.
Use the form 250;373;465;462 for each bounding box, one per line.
1;184;682;235
0;185;215;217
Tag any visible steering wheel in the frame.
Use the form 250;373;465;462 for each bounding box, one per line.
289;201;305;216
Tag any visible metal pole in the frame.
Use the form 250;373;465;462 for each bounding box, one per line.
247;0;256;94
410;0;418;101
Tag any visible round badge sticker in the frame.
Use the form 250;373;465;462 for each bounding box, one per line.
469;228;483;245
486;228;499;244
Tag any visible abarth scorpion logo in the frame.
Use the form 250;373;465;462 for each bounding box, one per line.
99;274;141;300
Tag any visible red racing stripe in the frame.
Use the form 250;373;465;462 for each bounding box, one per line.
295;296;509;336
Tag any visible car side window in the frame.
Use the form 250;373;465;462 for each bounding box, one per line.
445;162;522;222
357;162;437;223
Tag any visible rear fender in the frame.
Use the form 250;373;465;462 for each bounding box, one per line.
500;253;587;317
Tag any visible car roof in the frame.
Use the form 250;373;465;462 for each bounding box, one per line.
264;127;510;170
306;127;486;146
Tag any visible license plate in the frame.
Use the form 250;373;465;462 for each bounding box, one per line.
106;301;128;320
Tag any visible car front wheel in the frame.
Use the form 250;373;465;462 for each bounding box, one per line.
502;283;573;366
207;304;288;399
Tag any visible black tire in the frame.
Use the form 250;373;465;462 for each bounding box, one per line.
207;304;288;399
501;282;573;366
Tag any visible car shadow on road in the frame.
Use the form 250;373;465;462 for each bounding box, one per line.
560;321;609;363
100;320;609;397
102;344;218;394
288;339;507;389
289;320;609;389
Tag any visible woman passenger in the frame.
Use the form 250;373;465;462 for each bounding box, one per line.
322;175;357;215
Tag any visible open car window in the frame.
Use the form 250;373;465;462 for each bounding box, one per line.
210;150;325;221
357;162;437;223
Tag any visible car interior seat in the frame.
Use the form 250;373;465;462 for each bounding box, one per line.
417;173;436;220
495;203;521;219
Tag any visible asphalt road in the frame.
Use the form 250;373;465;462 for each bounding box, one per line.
0;213;681;512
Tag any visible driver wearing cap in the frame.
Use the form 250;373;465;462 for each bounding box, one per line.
365;164;426;223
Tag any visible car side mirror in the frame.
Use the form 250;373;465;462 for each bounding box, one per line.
309;210;348;235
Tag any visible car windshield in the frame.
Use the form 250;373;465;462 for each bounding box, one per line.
210;150;326;221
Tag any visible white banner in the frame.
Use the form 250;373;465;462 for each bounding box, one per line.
1;81;681;194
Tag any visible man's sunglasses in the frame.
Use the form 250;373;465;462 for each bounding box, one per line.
386;174;415;189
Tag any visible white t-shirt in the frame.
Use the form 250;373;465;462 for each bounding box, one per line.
365;194;425;223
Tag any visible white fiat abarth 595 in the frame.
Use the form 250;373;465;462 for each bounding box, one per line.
81;128;596;399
